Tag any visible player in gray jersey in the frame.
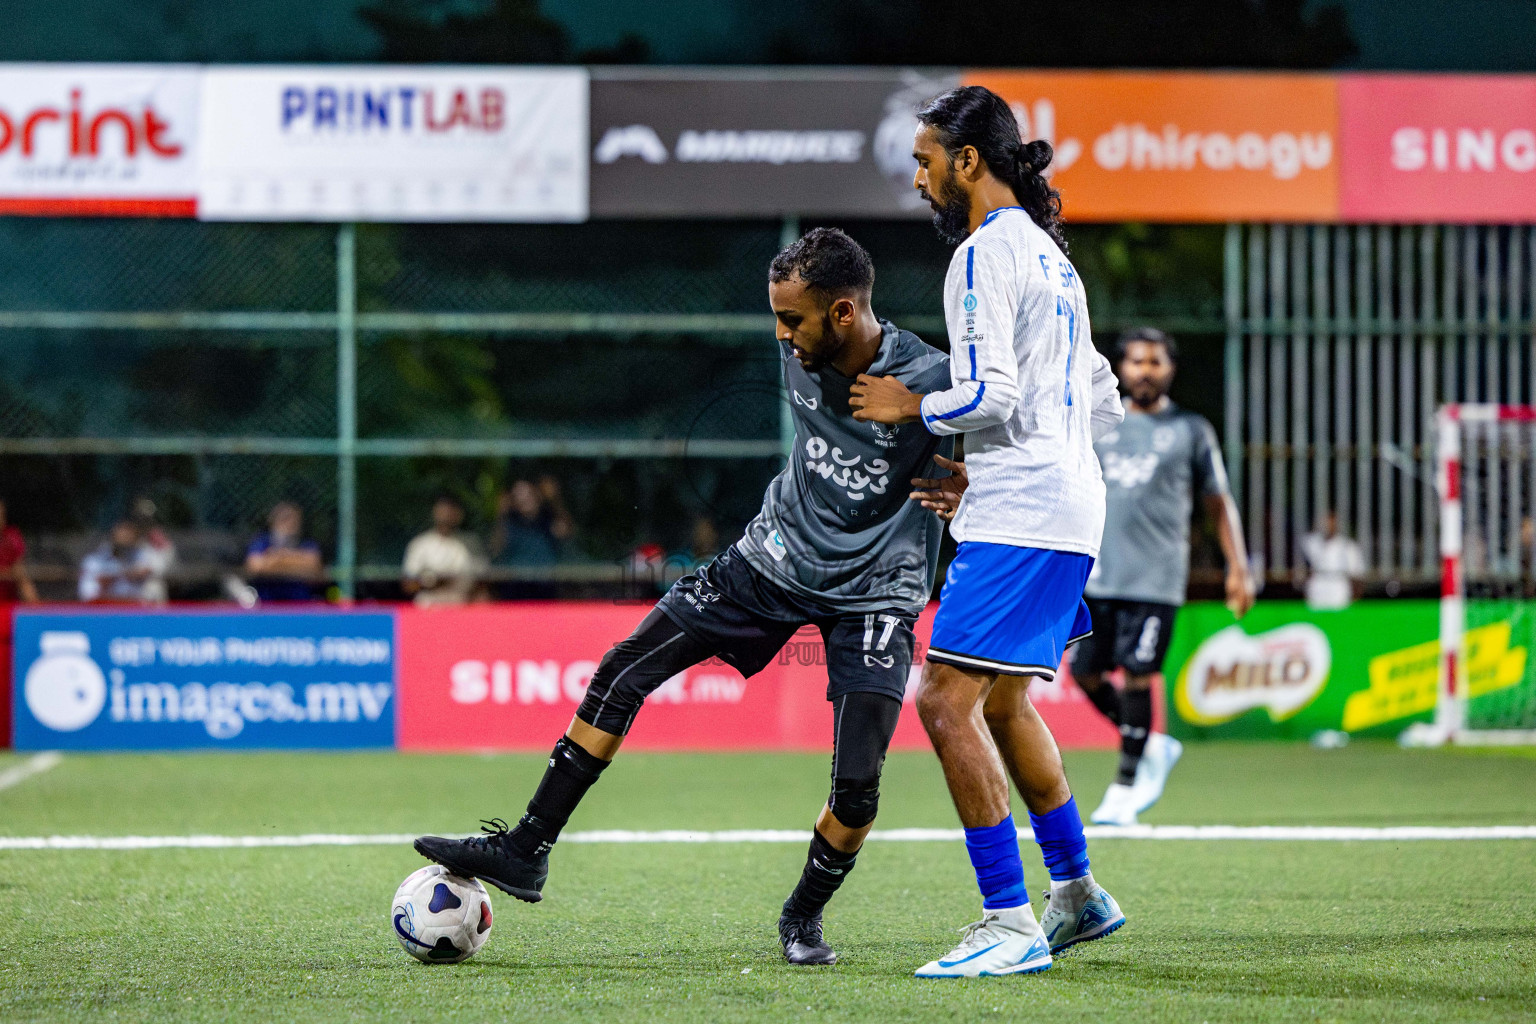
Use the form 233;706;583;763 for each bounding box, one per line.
416;228;954;966
1072;328;1253;826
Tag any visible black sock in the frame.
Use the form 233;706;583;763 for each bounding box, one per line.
1116;689;1153;785
783;830;859;921
1083;683;1122;726
507;737;610;858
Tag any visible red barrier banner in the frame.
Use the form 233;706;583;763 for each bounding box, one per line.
1339;75;1536;223
395;603;1120;752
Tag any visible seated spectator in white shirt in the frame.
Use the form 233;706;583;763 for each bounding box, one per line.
79;520;166;604
402;495;485;606
1299;511;1365;610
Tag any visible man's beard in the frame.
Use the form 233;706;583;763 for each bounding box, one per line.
1129;380;1169;406
928;173;972;246
799;314;840;373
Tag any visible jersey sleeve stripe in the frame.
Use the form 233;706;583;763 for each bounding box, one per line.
965;246;974;290
923;382;987;424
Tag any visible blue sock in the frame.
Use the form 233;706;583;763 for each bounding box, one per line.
963;815;1029;909
1030;797;1091;882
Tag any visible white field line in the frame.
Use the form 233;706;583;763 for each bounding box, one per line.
1;824;1535;851
0;752;62;793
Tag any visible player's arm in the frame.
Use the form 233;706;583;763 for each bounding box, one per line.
1193;418;1253;618
1088;344;1124;440
851;244;1021;430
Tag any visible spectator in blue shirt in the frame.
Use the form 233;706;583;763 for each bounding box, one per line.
245;502;323;603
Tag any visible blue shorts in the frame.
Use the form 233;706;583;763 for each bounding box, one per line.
927;542;1094;679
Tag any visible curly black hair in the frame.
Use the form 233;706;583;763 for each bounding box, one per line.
917;85;1067;252
768;226;875;299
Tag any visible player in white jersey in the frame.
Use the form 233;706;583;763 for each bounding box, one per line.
852;86;1124;978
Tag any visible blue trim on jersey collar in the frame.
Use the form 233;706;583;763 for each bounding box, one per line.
981;206;1026;227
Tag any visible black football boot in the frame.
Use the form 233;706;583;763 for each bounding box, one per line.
778;910;838;965
415;818;548;903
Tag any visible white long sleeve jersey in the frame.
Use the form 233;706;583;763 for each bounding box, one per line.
918;207;1124;557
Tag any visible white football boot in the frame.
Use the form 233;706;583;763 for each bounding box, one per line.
1089;782;1138;826
914;904;1053;978
1130;733;1184;815
1040;875;1127;954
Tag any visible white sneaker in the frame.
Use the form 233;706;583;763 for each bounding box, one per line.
1041;877;1126;954
1089;782;1138;826
1130;733;1184;815
913;904;1053;978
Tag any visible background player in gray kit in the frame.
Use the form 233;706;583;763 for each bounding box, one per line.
415;227;955;966
1071;327;1254;826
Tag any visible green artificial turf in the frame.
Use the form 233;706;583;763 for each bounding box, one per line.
0;743;1533;1023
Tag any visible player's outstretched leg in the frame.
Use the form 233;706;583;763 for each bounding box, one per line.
415;608;711;901
981;677;1125;954
778;692;900;966
911;663;1052;978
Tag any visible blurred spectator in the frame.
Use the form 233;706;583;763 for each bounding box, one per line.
245;502;323;603
131;496;176;604
1299;511;1365;610
490;478;572;599
402;495;485;606
0;497;39;604
491;478;572;566
536;474;575;540
79;520;165;604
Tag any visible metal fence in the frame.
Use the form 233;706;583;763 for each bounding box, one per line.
1225;223;1536;588
19;216;1520;599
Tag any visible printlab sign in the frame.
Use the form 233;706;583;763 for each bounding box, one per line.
12;612;396;749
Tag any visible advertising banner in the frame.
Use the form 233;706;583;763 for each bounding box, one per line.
11;610;396;750
197;67;588;221
965;71;1340;222
0;64;199;216
1163;600;1533;740
1339;74;1536;223
395;603;1118;751
589;70;958;218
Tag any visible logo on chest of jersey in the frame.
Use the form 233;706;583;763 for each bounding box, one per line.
869;422;900;448
1102;451;1161;488
804;436;891;501
1151;426;1177;452
792;390;819;411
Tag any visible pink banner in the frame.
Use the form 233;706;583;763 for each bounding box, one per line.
1340;75;1536;223
395;603;1121;752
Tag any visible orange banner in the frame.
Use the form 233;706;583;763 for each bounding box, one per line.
965;71;1340;222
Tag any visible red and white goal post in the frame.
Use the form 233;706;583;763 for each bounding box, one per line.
1404;404;1536;746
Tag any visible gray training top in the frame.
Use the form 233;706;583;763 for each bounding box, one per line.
1085;402;1230;607
737;320;954;616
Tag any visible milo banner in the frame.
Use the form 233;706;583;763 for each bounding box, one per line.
1165;600;1534;740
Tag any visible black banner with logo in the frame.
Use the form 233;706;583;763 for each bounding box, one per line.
589;70;959;218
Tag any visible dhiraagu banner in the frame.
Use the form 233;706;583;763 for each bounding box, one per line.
1164;600;1533;740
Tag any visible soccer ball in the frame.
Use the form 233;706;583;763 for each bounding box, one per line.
391;864;493;964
